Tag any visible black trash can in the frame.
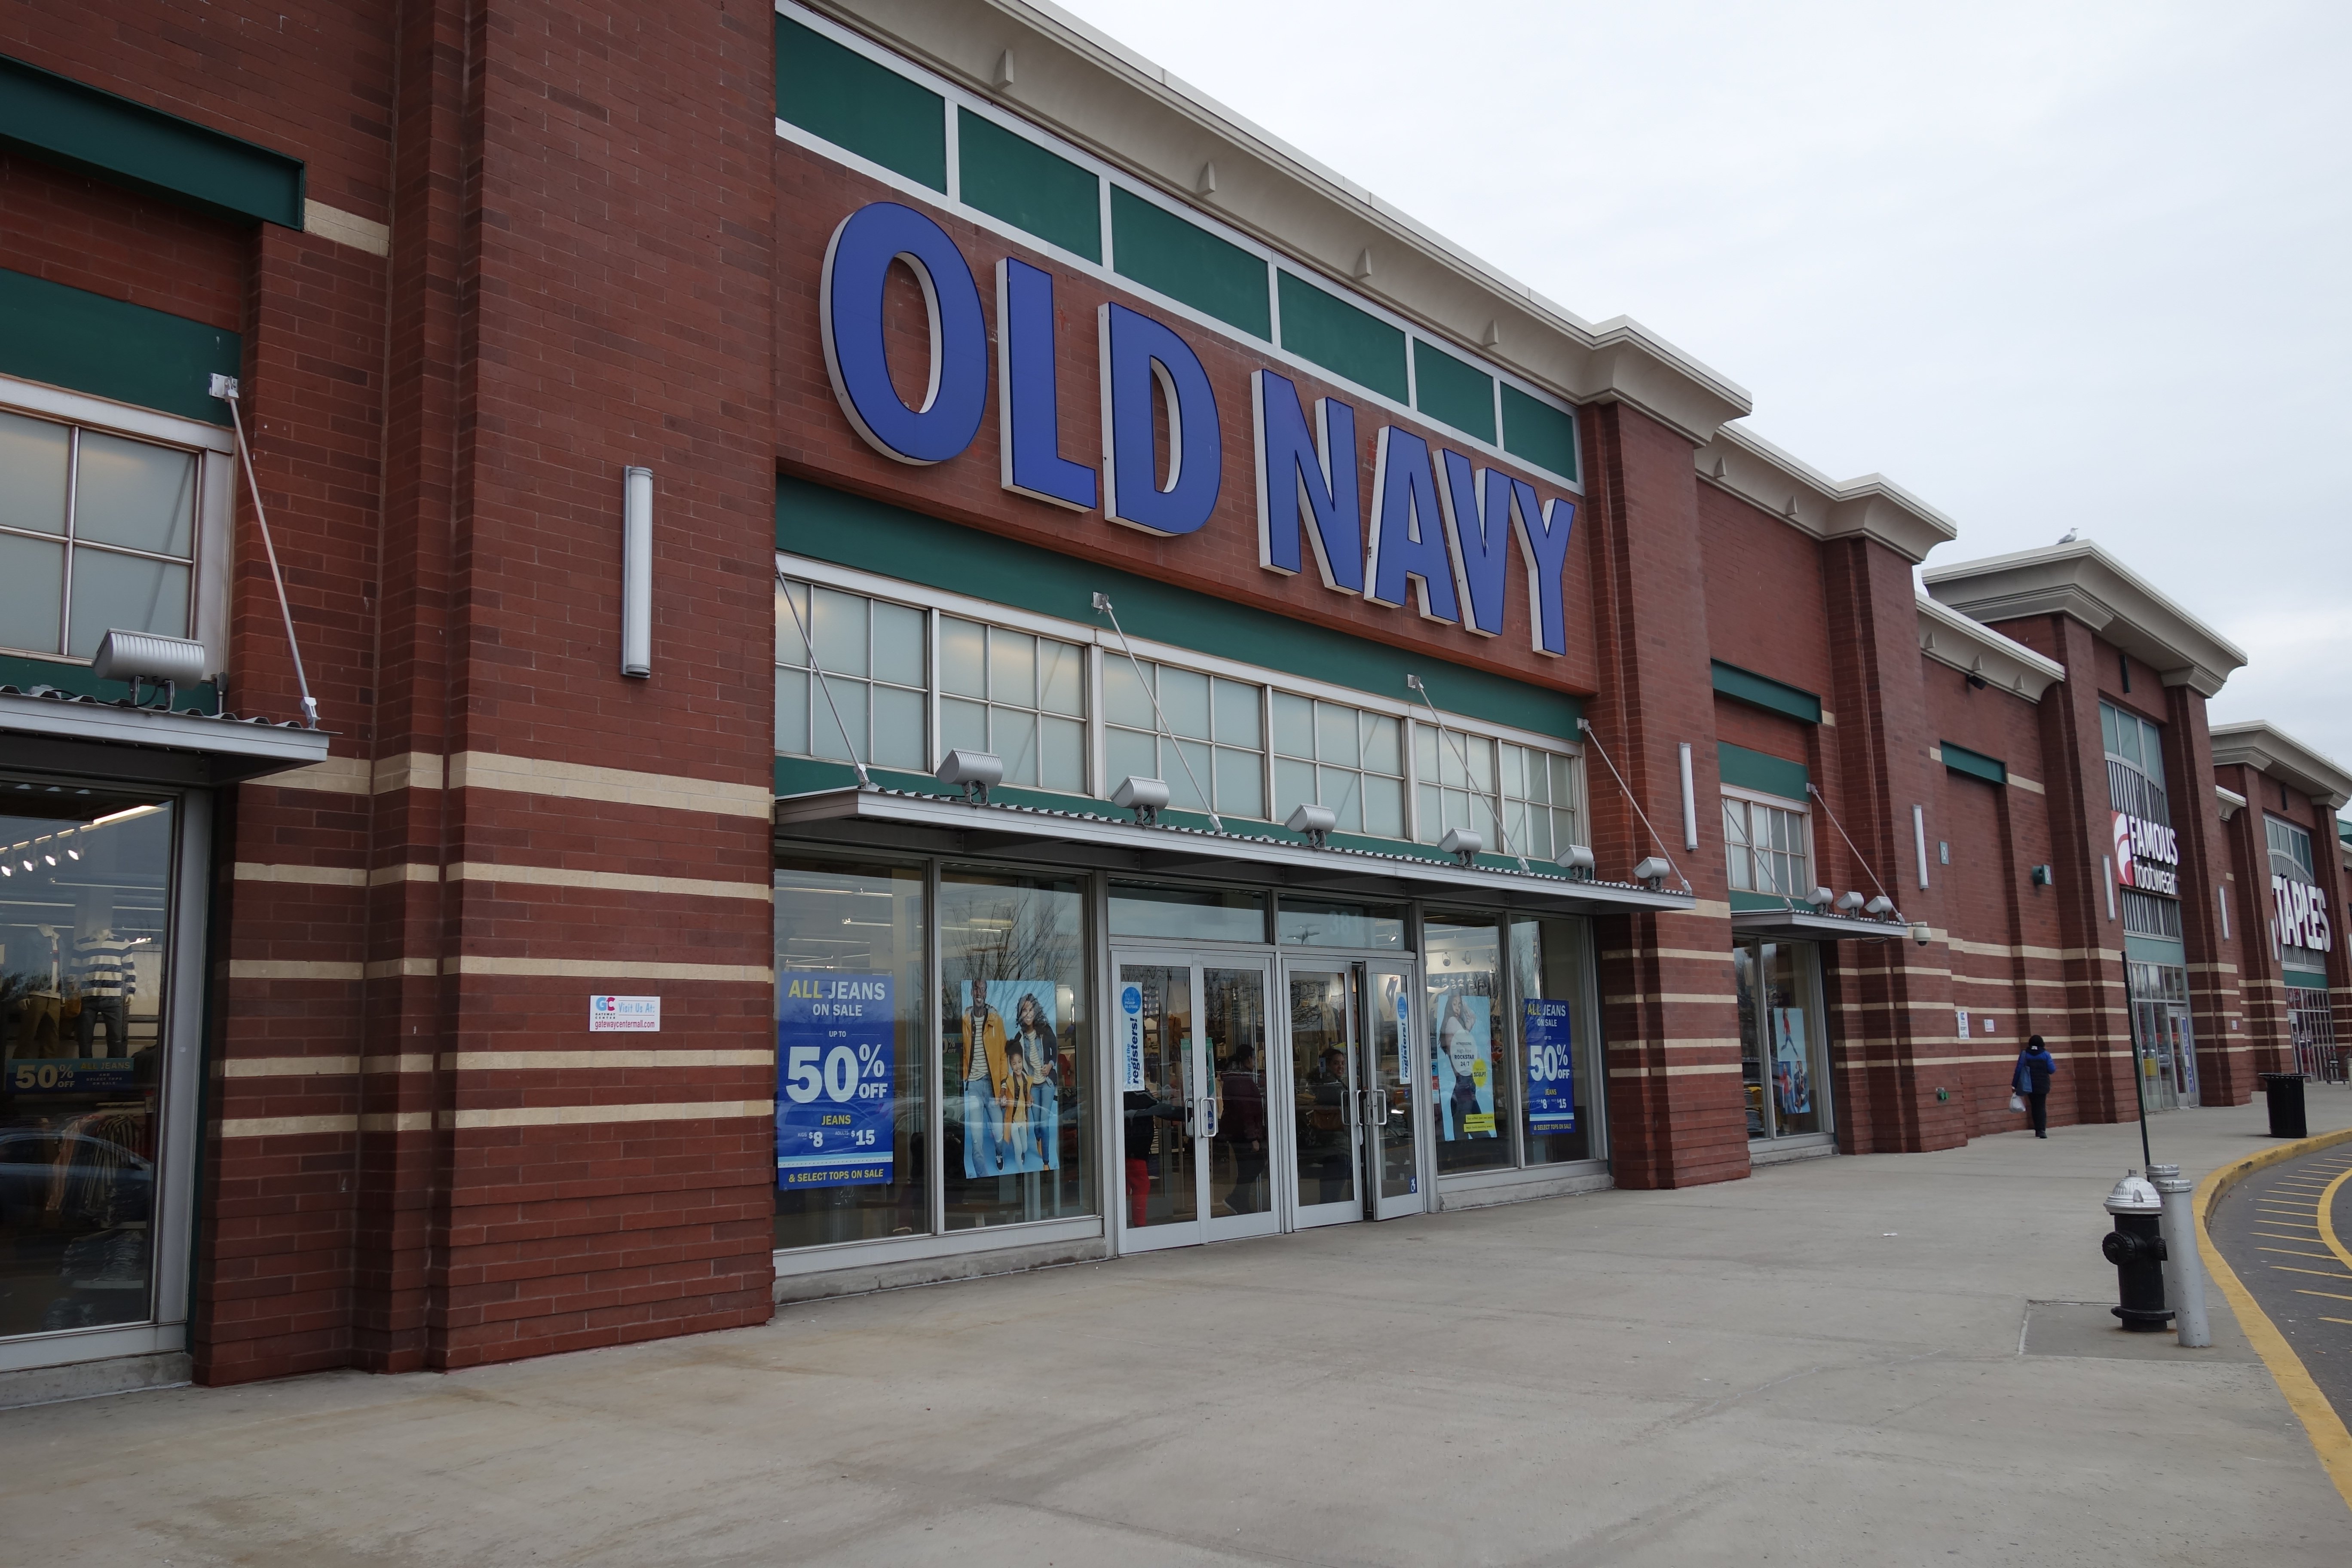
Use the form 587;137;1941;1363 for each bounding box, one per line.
2260;1072;2309;1139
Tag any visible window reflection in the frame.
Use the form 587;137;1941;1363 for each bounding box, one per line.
1425;916;1512;1174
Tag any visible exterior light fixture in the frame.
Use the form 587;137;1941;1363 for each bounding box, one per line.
1285;802;1337;848
1808;886;1835;908
2031;864;2053;887
1864;895;1895;917
1440;827;1483;867
1632;855;1672;888
91;628;209;709
1834;891;1865;912
1556;844;1596;879
936;749;1002;805
621;466;653;678
1114;775;1170;827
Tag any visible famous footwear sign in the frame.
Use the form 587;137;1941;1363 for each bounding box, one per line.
2111;811;2179;897
819;201;1580;658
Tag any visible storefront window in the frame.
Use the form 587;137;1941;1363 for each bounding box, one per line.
1108;882;1265;943
0;410;200;659
1272;693;1403;838
1508;917;1595;1164
1274;897;1404;950
2288;987;2339;1080
772;858;928;1250
1106;658;1264;819
0;786;176;1335
1425;915;1513;1173
1734;940;1825;1139
1724;795;1810;899
1498;743;1580;862
941;619;1087;792
1414;726;1498;848
940;871;1092;1227
775;579;928;770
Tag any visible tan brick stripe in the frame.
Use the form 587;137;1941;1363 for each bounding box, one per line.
260;749;772;818
236;859;769;900
217;1097;775;1138
226;957;772;982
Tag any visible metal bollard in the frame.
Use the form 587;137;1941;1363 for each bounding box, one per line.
2101;1171;2173;1332
2147;1163;2211;1348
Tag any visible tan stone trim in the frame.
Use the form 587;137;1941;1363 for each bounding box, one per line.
447;861;770;901
217;1114;358;1137
363;1054;434;1074
1605;1038;1741;1051
259;756;371;795
438;1098;773;1129
1673;899;1733;920
303;200;390;256
364;957;438;979
1607;1063;1740;1078
370;863;441;885
449;752;772;818
444;1049;773;1070
443;956;773;982
2008;774;2046;796
2187;962;2240;975
357;1110;432;1132
1946;937;2068;960
233;862;366;887
1604;992;1737;1006
1598;948;1733;963
374;752;444;793
218;1056;359;1077
225;959;364;981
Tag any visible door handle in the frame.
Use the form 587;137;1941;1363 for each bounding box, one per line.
1197;1096;1219;1139
1366;1087;1389;1127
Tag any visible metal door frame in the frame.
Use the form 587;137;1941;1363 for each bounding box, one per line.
1364;959;1429;1221
1278;958;1368;1231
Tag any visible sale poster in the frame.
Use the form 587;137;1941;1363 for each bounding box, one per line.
776;972;894;1188
959;979;1061;1177
1432;990;1495;1139
1522;998;1576;1136
1771;1007;1811;1117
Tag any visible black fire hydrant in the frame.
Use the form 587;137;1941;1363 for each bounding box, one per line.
2101;1170;2173;1332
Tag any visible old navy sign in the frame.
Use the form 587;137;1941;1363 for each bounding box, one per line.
819;201;1577;657
2110;810;2179;897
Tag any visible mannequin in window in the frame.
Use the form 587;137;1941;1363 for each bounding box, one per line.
73;927;136;1059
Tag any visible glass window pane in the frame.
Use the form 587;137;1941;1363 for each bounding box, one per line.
1104;658;1154;729
993;704;1039;786
808;675;868;761
940;873;1091;1229
1038;716;1084;793
1277;897;1406;949
1512;916;1596;1165
1108;882;1265;942
1038;638;1084;716
940;617;986;697
1167;738;1212;811
810;587;869;678
1499;744;1527;802
775;580;809;668
1215;745;1265;819
1362;775;1405;839
870;600;925;689
68;550;188;656
1106;725;1158;789
1158;666;1210;740
1465;737;1495;793
774;665;808;756
2099;702;2119;758
73;432;194;558
1319;764;1363;830
1212;678;1261;748
1427;917;1512;1174
773;858;929;1249
0;788;177;1332
870;683;925;770
1316;701;1357;766
988;627;1035;707
1362;714;1401;776
0;411;70;536
941;696;988;757
2137;720;2165;789
1274;757;1316;821
1414;722;1438;778
1416;783;1441;842
1271;691;1313;758
0;532;65;654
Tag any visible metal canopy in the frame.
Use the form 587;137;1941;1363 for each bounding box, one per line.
1728;906;1906;942
0;689;331;786
775;786;1698;916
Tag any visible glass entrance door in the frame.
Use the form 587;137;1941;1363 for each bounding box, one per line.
1285;965;1363;1228
1115;952;1277;1252
1365;964;1424;1220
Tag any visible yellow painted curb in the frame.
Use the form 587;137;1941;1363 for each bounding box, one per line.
2194;1125;2352;1516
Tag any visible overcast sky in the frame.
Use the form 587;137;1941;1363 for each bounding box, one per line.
1056;0;2352;804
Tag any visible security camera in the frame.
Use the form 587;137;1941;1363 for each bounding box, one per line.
1911;923;1931;946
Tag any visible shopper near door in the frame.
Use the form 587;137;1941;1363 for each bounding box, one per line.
2012;1035;2058;1139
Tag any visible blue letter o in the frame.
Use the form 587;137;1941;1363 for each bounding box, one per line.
821;202;988;465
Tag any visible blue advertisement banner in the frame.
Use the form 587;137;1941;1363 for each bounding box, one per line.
5;1057;139;1095
777;972;894;1188
1522;998;1576;1135
1432;990;1496;1139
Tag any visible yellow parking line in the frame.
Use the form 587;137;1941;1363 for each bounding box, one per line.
2260;1247;2343;1261
2325;1317;2352;1327
2269;1265;2352;1281
2255;1229;2324;1240
2318;1167;2352;1275
2297;1289;2352;1304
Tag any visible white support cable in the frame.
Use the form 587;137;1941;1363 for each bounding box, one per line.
1806;783;1903;920
1406;673;1520;869
1093;594;1222;833
215;379;318;729
776;569;872;790
1575;719;1692;893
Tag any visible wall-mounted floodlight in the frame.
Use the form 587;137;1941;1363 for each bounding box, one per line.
1115;775;1170;827
1632;855;1672;888
2031;864;2054;888
622;466;653;678
1557;844;1596;879
1440;827;1483;867
92;629;209;710
1835;891;1865;912
1808;886;1835;908
1864;895;1895;917
1286;802;1336;848
937;749;1002;805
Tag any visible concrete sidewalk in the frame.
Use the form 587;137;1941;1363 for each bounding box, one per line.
7;1097;2352;1567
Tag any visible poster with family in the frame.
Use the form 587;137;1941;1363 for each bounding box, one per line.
1432;990;1496;1139
1770;1007;1811;1117
960;979;1062;1176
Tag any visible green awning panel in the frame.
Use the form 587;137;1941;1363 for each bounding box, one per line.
0;53;302;227
1717;742;1808;803
1711;661;1822;725
2124;934;2187;967
0;267;239;424
1941;741;2007;786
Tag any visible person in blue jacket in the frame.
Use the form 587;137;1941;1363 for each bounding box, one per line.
2012;1035;2058;1139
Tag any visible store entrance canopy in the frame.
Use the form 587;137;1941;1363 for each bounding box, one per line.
775;786;1698;916
1727;905;1906;942
1;688;331;786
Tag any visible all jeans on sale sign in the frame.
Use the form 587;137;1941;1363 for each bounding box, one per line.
776;972;895;1188
1522;997;1576;1135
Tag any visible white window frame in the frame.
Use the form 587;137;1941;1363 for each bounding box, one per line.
1721;784;1814;900
0;374;233;674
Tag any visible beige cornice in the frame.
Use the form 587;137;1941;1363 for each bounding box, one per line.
816;0;1754;445
1921;539;2246;698
1697;424;1959;564
2208;721;2352;811
2214;785;2246;822
1916;596;2064;701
